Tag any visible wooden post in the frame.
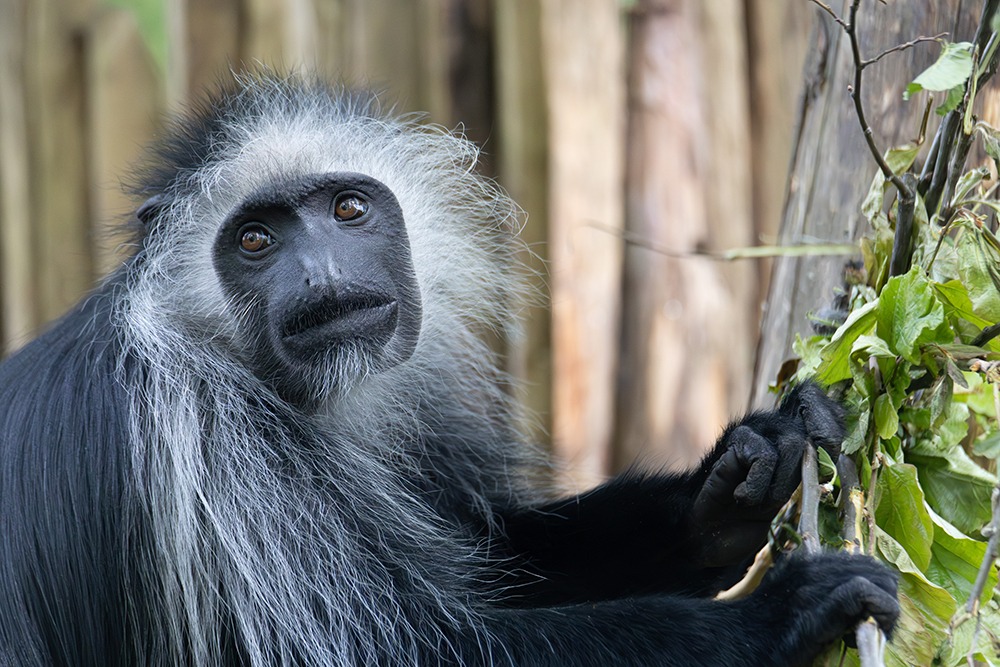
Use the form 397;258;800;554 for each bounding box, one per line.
0;0;36;352
614;0;755;471
24;0;95;325
541;0;625;488
495;0;551;449
83;7;163;278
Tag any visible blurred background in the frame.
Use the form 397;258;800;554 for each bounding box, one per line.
4;0;986;489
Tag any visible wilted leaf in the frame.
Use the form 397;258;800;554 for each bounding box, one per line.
954;166;992;204
977;121;1000;172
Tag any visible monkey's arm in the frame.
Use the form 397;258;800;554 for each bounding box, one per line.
476;551;897;667
493;383;844;605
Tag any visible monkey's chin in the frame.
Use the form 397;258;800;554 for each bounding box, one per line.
269;332;418;409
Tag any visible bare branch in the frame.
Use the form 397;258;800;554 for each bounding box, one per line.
715;488;803;601
843;0;914;201
863;33;948;68
799;444;821;555
807;0;848;29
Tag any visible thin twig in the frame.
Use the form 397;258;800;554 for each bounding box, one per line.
961;487;1000;665
715;487;803;601
863;33;948;68
714;545;774;601
807;0;849;29
843;0;913;200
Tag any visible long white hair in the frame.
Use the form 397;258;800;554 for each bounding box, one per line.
114;73;532;666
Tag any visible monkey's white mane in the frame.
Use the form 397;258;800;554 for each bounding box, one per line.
115;75;526;666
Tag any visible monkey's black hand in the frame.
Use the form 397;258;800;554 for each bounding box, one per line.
690;382;844;567
746;551;899;665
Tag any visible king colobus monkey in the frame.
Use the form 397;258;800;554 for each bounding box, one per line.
0;74;897;667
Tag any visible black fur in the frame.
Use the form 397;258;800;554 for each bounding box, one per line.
0;77;897;667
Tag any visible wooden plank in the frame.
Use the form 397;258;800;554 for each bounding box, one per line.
745;0;811;304
692;0;756;411
25;0;95;327
541;0;625;488
613;0;754;472
495;0;551;449
0;0;36;353
242;0;319;70
83;7;163;279
167;0;241;103
337;0;421;107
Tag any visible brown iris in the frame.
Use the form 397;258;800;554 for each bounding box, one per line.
240;226;273;253
334;194;368;222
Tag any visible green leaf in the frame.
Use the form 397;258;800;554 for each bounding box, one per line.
935;83;966;116
877;528;955;667
876;267;949;364
958;371;1000;415
875;393;900;440
973;431;1000;459
908;440;994;535
851;334;895;359
904;41;973;99
792;334;826;380
926;506;997;605
874;463;935;569
841;391;871;456
816;445;837;483
815;301;879;384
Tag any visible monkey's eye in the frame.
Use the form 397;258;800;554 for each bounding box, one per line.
333;194;369;222
239;224;274;255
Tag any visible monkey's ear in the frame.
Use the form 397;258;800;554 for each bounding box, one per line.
136;193;167;227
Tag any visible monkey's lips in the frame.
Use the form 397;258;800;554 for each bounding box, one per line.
280;293;398;348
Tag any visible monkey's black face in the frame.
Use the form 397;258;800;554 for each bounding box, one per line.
212;172;422;405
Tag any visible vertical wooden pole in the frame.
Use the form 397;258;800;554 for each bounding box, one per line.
83;7;164;278
495;0;551;449
614;0;755;471
25;0;95;325
542;0;625;488
744;0;811;306
0;0;36;352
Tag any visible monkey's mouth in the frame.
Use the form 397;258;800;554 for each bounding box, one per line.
281;292;398;346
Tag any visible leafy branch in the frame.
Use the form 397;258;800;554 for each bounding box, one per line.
789;1;1000;665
